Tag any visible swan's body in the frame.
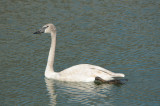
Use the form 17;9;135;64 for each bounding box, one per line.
34;23;125;82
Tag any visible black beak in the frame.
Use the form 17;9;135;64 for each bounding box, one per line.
33;30;42;34
33;27;46;34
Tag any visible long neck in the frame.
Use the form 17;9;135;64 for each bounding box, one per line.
45;32;56;72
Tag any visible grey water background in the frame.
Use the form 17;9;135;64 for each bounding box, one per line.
0;0;160;105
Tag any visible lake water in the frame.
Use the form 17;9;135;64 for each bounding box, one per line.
0;0;160;105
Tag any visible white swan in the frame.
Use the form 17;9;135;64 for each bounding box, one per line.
34;23;125;82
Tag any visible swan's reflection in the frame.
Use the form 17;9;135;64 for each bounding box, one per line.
45;78;114;106
45;78;57;106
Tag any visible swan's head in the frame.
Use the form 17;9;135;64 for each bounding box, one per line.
33;23;56;34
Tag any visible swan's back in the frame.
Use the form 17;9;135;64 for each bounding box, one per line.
58;64;124;82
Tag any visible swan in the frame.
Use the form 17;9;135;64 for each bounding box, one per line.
33;23;125;82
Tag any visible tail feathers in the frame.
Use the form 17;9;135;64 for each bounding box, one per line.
92;66;125;78
113;73;125;78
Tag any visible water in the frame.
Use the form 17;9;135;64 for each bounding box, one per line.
0;0;159;105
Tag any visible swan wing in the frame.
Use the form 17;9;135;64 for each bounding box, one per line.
88;64;125;77
58;64;124;82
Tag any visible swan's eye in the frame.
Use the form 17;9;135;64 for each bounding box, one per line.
46;26;49;28
43;26;49;29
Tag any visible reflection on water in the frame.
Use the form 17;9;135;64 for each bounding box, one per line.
45;78;113;106
45;79;57;106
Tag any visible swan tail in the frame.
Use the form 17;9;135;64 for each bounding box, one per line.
91;65;125;78
112;73;125;78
